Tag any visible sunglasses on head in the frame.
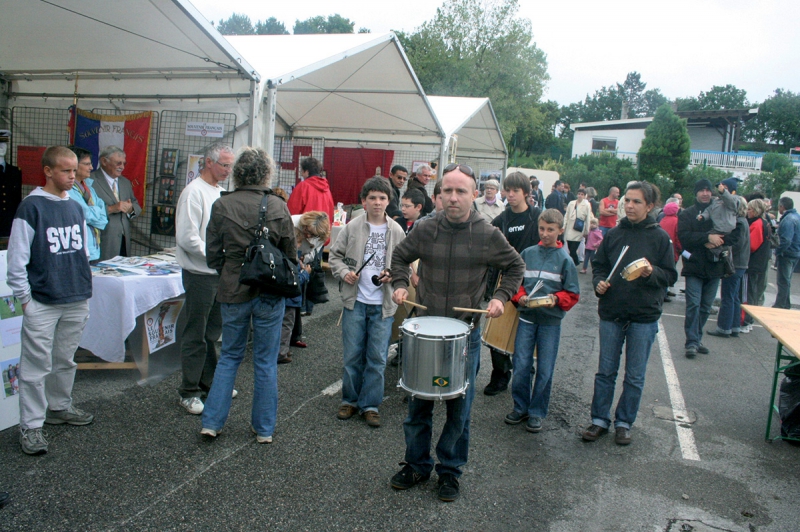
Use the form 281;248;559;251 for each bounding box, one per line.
443;163;476;182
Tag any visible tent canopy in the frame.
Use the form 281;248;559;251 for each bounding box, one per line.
0;0;258;100
225;34;444;147
427;96;506;161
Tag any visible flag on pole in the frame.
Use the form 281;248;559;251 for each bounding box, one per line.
69;108;152;207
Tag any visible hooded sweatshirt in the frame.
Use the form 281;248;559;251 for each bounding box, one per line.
659;202;681;262
390;210;524;323
592;215;677;323
286;175;335;224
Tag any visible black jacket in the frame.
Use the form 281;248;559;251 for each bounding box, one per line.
545;190;565;214
406;177;434;216
592;215;677;323
747;215;772;273
677;202;726;279
386;181;402;219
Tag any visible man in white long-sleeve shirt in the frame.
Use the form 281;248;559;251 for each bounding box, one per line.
7;146;94;455
175;143;233;414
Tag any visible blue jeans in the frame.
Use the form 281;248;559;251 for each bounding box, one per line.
201;294;285;437
716;268;745;332
600;226;611;237
683;275;720;349
341;301;393;413
511;320;561;419
774;255;799;309
583;249;596;271
403;326;480;478
591;320;658;429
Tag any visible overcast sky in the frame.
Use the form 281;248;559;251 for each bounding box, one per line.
190;0;799;107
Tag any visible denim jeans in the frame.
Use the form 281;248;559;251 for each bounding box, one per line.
201;294;284;437
773;255;799;309
583;249;596;271
511;320;561;419
716;268;745;332
341;301;393;413
403;326;480;478
683;275;720;349
591;320;658;429
600;226;611;237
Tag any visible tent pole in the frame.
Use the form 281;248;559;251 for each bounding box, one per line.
264;81;277;158
247;79;258;146
438;136;447;182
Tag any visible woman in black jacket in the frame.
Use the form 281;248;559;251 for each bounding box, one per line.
741;199;773;332
583;181;677;446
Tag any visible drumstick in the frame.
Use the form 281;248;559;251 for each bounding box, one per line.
403;300;428;311
453;307;489;314
354;252;376;276
529;280;544;297
605;245;630;283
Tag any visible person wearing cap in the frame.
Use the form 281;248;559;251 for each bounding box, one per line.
677;179;728;358
474;179;503;222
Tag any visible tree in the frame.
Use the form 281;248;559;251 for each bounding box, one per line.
637;104;691;186
293;14;356;34
358;27;371;34
215;13;255;35
255;17;289;35
746;89;800;149
677;84;749;112
397;0;548;144
739;155;797;201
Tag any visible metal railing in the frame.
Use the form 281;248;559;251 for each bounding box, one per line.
689;150;763;170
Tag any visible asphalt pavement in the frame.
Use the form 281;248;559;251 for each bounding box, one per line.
1;268;799;531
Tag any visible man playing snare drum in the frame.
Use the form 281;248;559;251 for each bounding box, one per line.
389;163;524;502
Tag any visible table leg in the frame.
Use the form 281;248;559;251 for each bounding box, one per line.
765;342;783;441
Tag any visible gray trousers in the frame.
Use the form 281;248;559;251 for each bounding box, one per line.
280;307;299;356
19;298;89;430
743;269;768;325
178;270;222;399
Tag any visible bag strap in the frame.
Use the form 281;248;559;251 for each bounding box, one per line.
257;192;269;237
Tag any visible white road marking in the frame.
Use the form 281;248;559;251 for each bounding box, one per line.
656;320;700;461
322;380;342;396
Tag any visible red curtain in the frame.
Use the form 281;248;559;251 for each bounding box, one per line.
322;147;394;205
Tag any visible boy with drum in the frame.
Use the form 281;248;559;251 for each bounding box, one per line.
329;177;406;428
505;209;580;433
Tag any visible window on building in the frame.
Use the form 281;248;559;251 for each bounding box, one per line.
592;138;617;151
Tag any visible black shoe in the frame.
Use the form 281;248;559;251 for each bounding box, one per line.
615;427;632;445
0;492;9;509
664;296;673;303
390;463;430;490
697;344;710;354
437;474;460;502
483;371;510;396
706;329;730;338
730;331;739;337
582;424;608;442
504;411;529;425
667;290;677;297
685;347;697;359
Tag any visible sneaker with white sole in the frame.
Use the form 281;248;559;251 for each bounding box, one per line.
251;426;273;444
740;324;752;333
44;405;94;426
232;389;238;398
20;427;48;455
200;427;220;438
180;397;204;415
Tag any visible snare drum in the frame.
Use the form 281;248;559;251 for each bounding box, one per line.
399;317;470;400
481;301;519;356
526;294;556;308
621;258;650;281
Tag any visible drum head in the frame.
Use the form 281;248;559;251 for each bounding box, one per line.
401;317;469;339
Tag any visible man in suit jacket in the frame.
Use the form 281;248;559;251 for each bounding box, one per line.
91;146;142;260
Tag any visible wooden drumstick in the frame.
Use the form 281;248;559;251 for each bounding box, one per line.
403;300;428;311
453;307;489;314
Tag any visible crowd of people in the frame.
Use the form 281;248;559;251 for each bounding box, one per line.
6;143;800;505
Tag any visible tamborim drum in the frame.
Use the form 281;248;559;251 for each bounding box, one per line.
399;317;470;400
526;294;556;308
621;258;650;281
481;301;519;356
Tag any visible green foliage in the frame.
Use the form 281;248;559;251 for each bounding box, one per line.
638;104;691;184
558;153;638;200
397;0;548;145
293;14;355;34
738;153;799;201
746;89;800;148
677;84;749;111
255;17;289;35
216;13;256;35
358;27;371;33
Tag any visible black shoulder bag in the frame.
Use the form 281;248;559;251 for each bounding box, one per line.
238;193;301;298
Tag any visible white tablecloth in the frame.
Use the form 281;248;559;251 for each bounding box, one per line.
79;273;184;362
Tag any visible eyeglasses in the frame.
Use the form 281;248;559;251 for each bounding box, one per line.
213;160;233;170
442;163;476;182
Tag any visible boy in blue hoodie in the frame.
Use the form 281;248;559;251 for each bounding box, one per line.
505;208;580;433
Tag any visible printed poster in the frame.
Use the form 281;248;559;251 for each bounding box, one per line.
144;299;184;354
186;154;203;185
185;121;224;138
0;295;23;347
1;357;20;398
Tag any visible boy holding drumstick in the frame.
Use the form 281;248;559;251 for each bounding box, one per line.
505;208;580;433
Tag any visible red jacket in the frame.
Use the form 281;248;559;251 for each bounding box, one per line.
659;202;681;262
287;175;335;223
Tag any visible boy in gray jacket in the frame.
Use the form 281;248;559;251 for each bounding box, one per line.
329;177;406;427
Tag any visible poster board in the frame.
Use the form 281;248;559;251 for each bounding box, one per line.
0;251;21;431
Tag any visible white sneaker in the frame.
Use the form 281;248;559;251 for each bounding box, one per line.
180;397;204;415
251;426;273;444
741;324;752;333
200;427;220;438
232;389;238;399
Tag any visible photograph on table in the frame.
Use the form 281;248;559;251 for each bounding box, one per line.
160;148;180;177
1;357;20;398
151;205;176;236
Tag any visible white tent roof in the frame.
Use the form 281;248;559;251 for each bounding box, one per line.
427;96;506;160
0;0;258;99
225;34;444;147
